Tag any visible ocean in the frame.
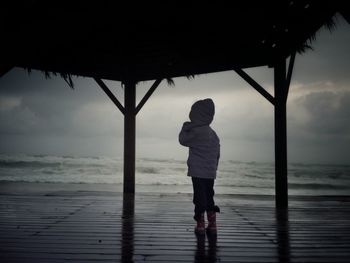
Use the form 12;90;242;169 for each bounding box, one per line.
0;154;350;195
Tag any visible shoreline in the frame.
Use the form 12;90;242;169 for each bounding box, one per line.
1;181;349;200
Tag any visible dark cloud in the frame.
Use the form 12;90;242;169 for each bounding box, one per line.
0;69;132;157
291;90;350;137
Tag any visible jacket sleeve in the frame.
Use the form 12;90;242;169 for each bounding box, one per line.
179;122;197;147
216;147;220;169
216;132;220;169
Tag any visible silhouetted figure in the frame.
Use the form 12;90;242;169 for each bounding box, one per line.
179;98;220;235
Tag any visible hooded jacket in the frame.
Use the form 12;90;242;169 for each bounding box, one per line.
179;98;220;179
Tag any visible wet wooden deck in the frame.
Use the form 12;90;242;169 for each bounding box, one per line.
0;191;350;262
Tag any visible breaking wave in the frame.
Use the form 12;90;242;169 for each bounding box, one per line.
0;154;350;195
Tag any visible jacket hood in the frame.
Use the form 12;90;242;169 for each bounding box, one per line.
189;98;215;125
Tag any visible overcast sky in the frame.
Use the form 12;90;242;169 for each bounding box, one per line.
1;16;350;164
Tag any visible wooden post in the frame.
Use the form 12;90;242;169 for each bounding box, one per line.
274;58;288;208
124;80;136;194
121;192;134;261
96;78;162;195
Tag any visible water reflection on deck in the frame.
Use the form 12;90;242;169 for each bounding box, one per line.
0;192;350;262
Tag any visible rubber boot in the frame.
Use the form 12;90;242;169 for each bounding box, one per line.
195;213;205;235
206;211;217;235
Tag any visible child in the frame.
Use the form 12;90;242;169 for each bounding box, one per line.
179;98;220;235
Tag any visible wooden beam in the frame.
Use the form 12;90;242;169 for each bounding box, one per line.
274;58;288;209
340;10;350;24
285;51;296;101
124;80;136;194
234;68;275;105
94;78;125;115
0;65;13;78
135;79;162;115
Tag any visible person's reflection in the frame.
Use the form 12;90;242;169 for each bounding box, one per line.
207;234;218;262
194;233;218;262
195;234;205;262
121;193;135;263
276;209;290;263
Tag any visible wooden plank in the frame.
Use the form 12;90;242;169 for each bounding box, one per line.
1;192;350;263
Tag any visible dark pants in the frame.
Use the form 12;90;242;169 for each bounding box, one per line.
192;177;220;221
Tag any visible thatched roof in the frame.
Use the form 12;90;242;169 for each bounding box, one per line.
2;1;348;84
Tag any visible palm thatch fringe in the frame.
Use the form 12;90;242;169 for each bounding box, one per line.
296;14;338;54
166;74;195;87
166;78;175;86
25;68;75;89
